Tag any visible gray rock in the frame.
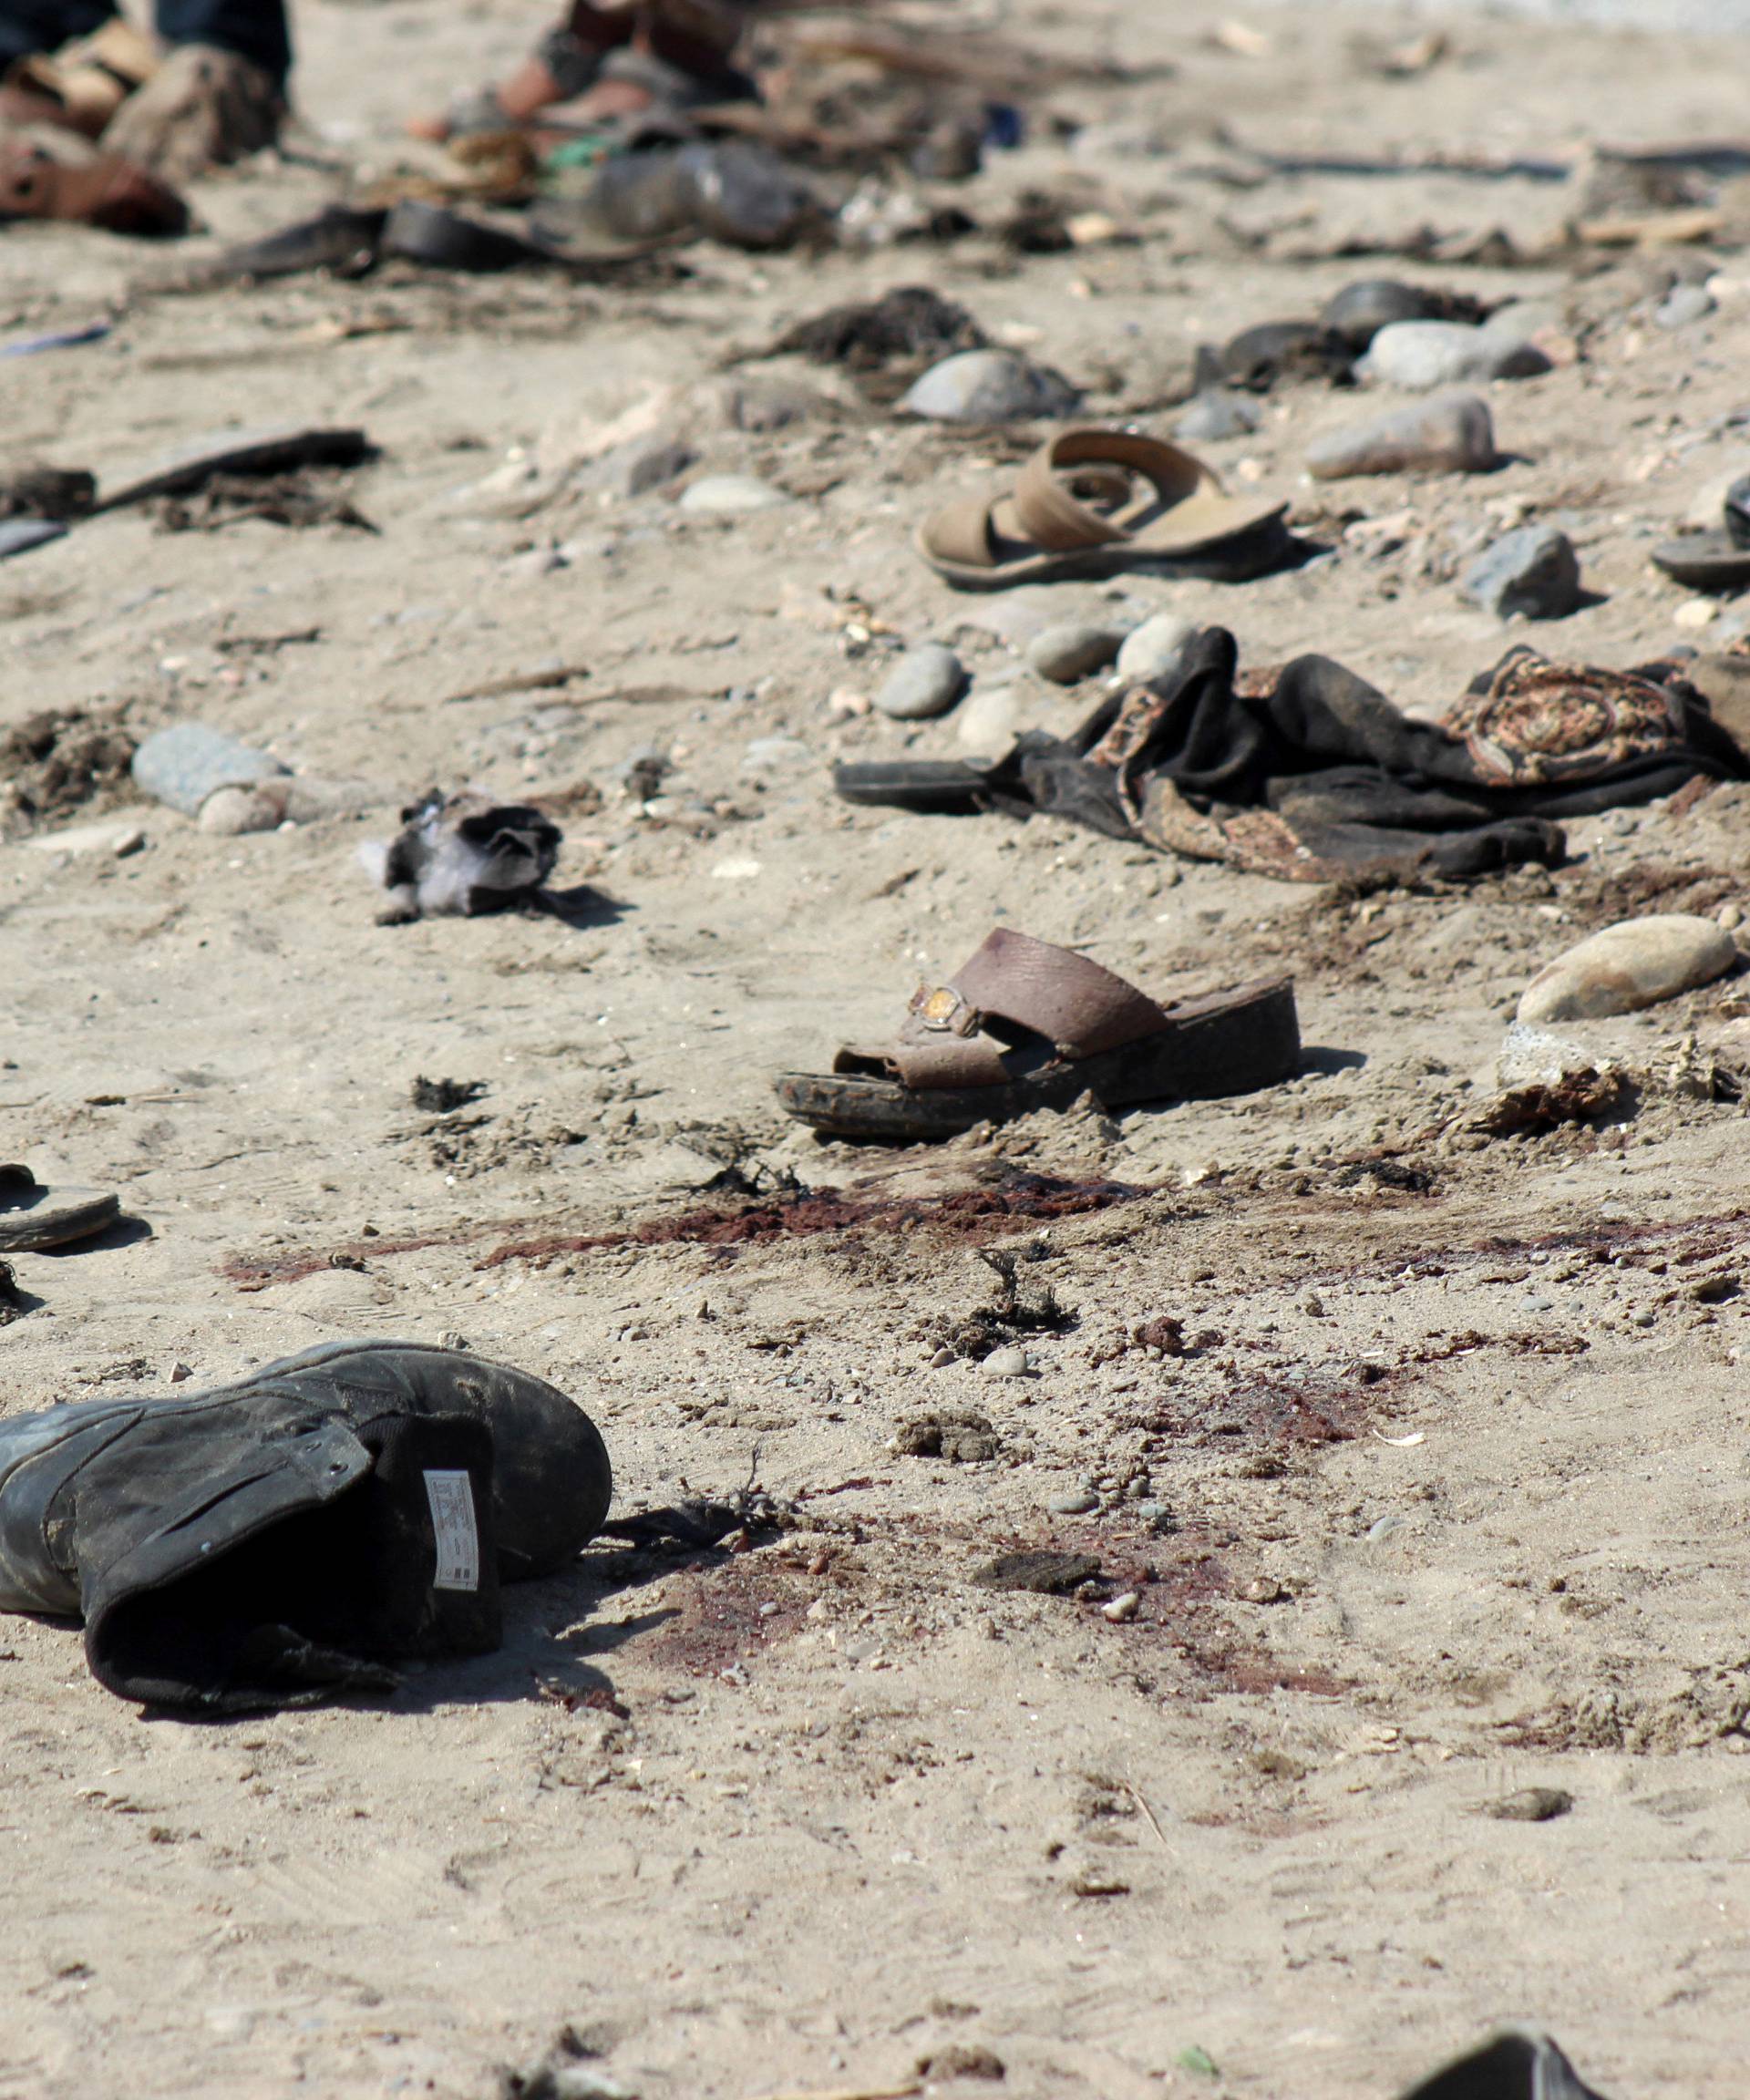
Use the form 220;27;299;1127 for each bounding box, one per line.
1307;392;1497;479
1115;612;1198;685
1462;525;1585;619
875;643;967;721
902;349;1082;425
983;1345;1031;1379
583;432;697;499
1518;913;1739;1024
679;473;788;514
740;736;813;775
1173;389;1261;443
1656;283;1716;331
132;721;289;816
1027;620;1130;685
1361;320;1551;389
1047;1490;1099;1516
955;685;1023;754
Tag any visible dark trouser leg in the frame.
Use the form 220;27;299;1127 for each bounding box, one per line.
0;0;118;73
153;0;290;84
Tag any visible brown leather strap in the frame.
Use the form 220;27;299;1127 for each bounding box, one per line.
1010;430;1210;553
948;928;1168;1055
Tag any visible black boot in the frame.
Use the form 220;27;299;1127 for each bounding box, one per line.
0;1340;611;1712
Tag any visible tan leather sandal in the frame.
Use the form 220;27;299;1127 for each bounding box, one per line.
916;428;1290;592
0;18;158;139
775;928;1299;1141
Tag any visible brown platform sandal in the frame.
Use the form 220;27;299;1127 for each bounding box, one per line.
915;429;1291;592
775;928;1300;1142
0;133;188;234
0;1165;120;1253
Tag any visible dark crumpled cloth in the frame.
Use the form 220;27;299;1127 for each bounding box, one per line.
838;625;1750;884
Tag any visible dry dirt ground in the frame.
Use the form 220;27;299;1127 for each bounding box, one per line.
4;3;1750;2096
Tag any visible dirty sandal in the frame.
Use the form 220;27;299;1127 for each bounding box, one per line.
775;928;1299;1141
1652;471;1750;592
915;429;1290;592
0;1165;120;1252
0;135;187;234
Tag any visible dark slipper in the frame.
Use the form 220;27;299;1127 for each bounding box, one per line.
1652;472;1750;591
775;928;1299;1142
0;1165;120;1252
98;426;374;511
379;199;552;273
201;204;388;284
1399;2029;1606;2100
832;757;993;815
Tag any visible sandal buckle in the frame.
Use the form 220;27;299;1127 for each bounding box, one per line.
910;983;980;1036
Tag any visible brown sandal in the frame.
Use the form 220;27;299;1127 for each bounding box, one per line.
775;928;1299;1141
0;135;188;234
0;1165;120;1253
916;429;1291;592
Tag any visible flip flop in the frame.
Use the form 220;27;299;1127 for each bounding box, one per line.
200;204;388;284
0;135;187;236
915;429;1290;592
775;928;1299;1142
96;425;374;511
1652;472;1750;592
0;1164;120;1252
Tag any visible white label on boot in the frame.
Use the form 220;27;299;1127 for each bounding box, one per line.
424;1470;480;1592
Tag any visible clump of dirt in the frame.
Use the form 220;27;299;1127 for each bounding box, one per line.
1474;1067;1632;1136
915;1243;1078;1362
410;1076;487;1114
0;706;137;834
770;284;985;372
894;1409;1001;1462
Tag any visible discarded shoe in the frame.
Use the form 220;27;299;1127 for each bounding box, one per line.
774;928;1298;1141
915;430;1289;591
362;789;562;921
0;1164;119;1252
1399;2029;1608;2100
200;203;389;284
0;1339;612;1710
101;42;283;183
1652;472;1750;592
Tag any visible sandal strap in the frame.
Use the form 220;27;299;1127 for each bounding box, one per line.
1010;430;1214;553
945;927;1169;1055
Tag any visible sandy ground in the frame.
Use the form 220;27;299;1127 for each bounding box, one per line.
4;3;1750;2096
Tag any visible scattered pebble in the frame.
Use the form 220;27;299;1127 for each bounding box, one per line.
1174;389;1261;442
981;1343;1031;1379
1047;1489;1099;1516
1027;619;1130;685
955;685;1023;753
1101;1590;1140;1622
1307;392;1497;479
1361;320;1549;389
1115;611;1198;685
1462;526;1585;620
1656;284;1715;331
901;349;1082;424
1482;1786;1573;1823
1240;1577;1292;1604
875;643;967;721
678;474;788;515
1069;1870;1130;1899
1518;913;1738;1024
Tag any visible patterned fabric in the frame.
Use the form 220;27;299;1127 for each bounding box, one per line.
1445;649;1687;789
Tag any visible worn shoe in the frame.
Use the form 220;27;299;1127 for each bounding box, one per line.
0;1340;611;1710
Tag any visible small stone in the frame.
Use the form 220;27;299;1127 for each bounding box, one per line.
1483;1786;1573;1823
1461;526;1585;620
111;827;147;859
1673;598;1719;630
982;1344;1031;1378
915;2045;1006;2084
198;786;282;835
1240;1577;1292;1604
1048;1489;1099;1516
1069;1871;1130;1899
876;643;967;721
1719;901;1745;931
1302;1292;1325;1317
679;474;788;515
901;349;1082;424
1361;320;1549;389
1308;392;1497;479
583;432;697;499
1027;620;1130;685
1101;1590;1140;1622
955;685;1023;754
1518;913;1738;1024
169;1362;192;1383
740;736;812;775
1115;612;1198;685
1174;389;1261;443
1656;283;1715;330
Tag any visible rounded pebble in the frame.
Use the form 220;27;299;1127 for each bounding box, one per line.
1027;620;1130;685
1048;1489;1099;1516
1518;913;1738;1024
1115;612;1198;685
901;349;1082;425
1308;392;1497;480
1101;1591;1140;1623
875;643;968;721
1361;320;1550;390
983;1344;1031;1379
679;474;788;514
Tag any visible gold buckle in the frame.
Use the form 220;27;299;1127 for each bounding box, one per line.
908;983;980;1036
